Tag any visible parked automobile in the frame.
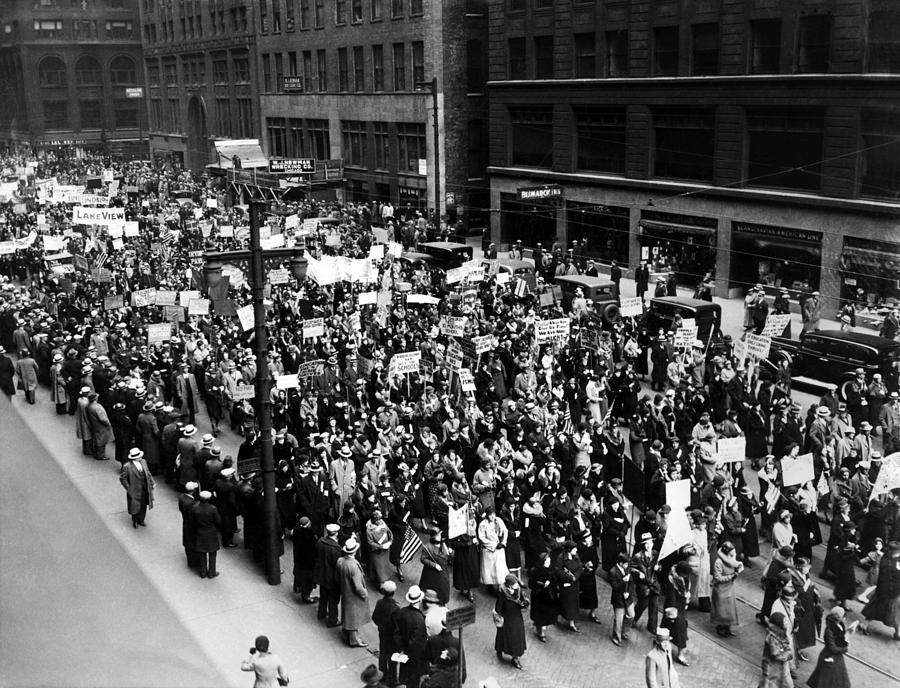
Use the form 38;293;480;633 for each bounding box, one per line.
419;241;473;269
555;275;620;325
496;259;536;287
765;329;900;397
644;297;722;344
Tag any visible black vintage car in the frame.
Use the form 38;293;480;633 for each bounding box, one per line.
765;329;900;396
644;297;722;345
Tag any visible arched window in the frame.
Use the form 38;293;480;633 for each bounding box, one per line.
38;56;67;88
109;56;137;85
76;56;102;86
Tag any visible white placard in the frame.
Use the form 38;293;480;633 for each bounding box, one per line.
124;221;140;237
388;241;403;258
448;504;467;539
457;368;476;392
659;507;693;560
206;198;218;209
42;235;63;252
358;290;378;306
744;333;771;360
716;436;747;463
440;315;465;338
466;266;485;283
268;268;290;285
407;293;440;305
131;288;156;307
781;453;815;487
389;351;422;376
870;452;900;502
112;238;124;250
369;243;385;260
445;267;466;285
218;225;234;238
146;322;171;345
496;272;510;285
188;298;210;315
72;206;125;227
762;314;792;338
303;317;325;338
619;297;644;318
237;304;255;332
300;218;319;235
473;335;493;355
665;479;691;511
179;290;200;305
445;340;464;370
155;290;177;306
232;386;256;401
673;324;699;348
534;318;570;344
276;374;300;390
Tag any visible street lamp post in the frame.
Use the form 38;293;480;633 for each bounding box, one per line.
203;200;307;585
415;77;440;231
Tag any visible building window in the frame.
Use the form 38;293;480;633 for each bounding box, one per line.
338;48;349;91
691;23;719;76
353;46;365;90
213;58;228;84
575;107;626;175
859;109;900;199
302;51;313;91
373;121;389;170
43;101;68;130
79;100;102;130
113;99;138;129
275;53;284;92
371;0;382;21
509;107;553;168
750;19;781;74
316;49;327;91
336;0;347;24
508;0;525;11
746;108;823;191
273;0;282;32
392;43;406;90
75;56;102;86
168;98;181;131
535;0;554;8
110;56;137;85
260;0;269;32
391;0;403;18
289;51;298;76
288;118;304;156
868;9;900;72
34;20;64;39
508;37;526;79
300;0;310;29
150;98;162;129
653;107;715;182
341;120;367;167
307;119;330;159
38;56;67;88
315;0;325;28
147;62;160;87
467;118;487;178
467;39;485;91
534;36;554;79
653;26;679;76
351;0;363;23
268;118;288;157
410;0;422;15
373;45;384;90
263;53;272;92
105;20;133;38
216;97;231;136
286;0;296;29
236;97;252;137
233;55;250;82
797;14;830;73
573;33;596;78
397;122;426;173
412;41;424;86
164;61;178;86
73;19;98;39
605;30;628;77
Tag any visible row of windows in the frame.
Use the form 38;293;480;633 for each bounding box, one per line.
146;54;252;88
32;18;134;39
506;106;900;200
506;13;900;79
143;4;249;45
38;55;137;88
259;0;423;34
261;41;425;94
148;96;254;139
41;99;137;131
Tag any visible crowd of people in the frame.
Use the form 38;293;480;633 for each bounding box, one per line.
1;150;900;688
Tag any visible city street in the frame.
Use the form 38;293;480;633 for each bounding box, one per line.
1;288;898;688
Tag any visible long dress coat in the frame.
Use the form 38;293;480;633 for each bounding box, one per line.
494;585;528;658
50;363;66;405
14;356;38;392
336;553;369;632
794;576;820;651
807;617;851;688
529;564;558;627
690;528;711;605
135;411;160;468
365;519;394;585
418;541;451;605
710;549;740;626
478;516;509;585
86;400;114;446
119;458;155;515
0;354;15;396
758;626;794;688
191;501;222;553
862;550;900;629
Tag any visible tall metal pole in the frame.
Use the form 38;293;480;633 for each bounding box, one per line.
430;77;440;233
250;200;281;585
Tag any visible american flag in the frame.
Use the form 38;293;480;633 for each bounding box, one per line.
399;524;422;564
561;407;574;435
160;227;175;244
93;243;108;270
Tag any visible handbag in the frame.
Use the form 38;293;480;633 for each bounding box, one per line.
491;610;504;628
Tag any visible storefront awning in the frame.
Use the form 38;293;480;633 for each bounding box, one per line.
639;220;716;236
213;139;267;169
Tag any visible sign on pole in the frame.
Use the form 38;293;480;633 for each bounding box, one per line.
302;317;325;338
534;318;570;344
761;313;792;338
781;453;815;487
445;605;477;631
458;368;476;392
619;297;644;318
389;351;422;376
146;323;171;345
448;505;467;539
744;333;772;360
716;436;747;463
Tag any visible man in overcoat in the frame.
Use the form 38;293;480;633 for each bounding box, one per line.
192;490;222;578
336;537;370;647
86;391;113;460
119;447;155;528
314;523;343;626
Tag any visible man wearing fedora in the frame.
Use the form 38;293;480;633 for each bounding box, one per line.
645;628;680;688
120;447;155;528
337;537;370;647
192;490;222;578
86;390;113;460
394;585;428;688
330;445;357;517
174;361;200;424
359;664;389;688
176;424;200;489
315;523;343;627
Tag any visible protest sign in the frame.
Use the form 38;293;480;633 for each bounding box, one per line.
164;306;185;323
445;341;463;370
42;235;63;252
534;318;570;344
673;323;699;348
232;386;256;401
473;335;493;355
744;333;771;360
619;297;644;318
146;323;171;345
388;242;403;258
716;437;747;463
303;317;325;338
448;505;468;539
659;507;693;560
369;243;385;261
666;479;692;511
390;351;422;376
348;312;361;332
870;452;900;502
496;272;510;285
103;294;124;311
297;359;324;379
218;225;234;238
237;304;255;332
188;298;210;315
407;293;440;305
123;221;140;237
781;453;815;487
131;288;156;307
276;374;300;390
357;356;374;378
458;368;476;392
445;267;466;285
299;218;319;235
72;206;125;228
179;290;200;305
420;359;434;381
466;266;485;283
358;290;378;306
268;268;290;285
155;290;178;306
440;316;466;338
762;314;792;338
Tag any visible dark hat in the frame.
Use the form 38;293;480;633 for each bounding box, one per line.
360;664;384;685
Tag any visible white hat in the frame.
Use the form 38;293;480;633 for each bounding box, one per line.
199;491;212;500
183;424;197;436
325;523;340;535
221;467;235;477
405;585;424;604
655;628;672;640
184;481;199;491
201;433;214;445
128;448;144;461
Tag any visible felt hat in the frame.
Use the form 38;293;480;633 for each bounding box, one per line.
406;585;424;604
423;589;441;604
342;538;360;555
128;448;144;461
360;665;384;686
142;401;154;411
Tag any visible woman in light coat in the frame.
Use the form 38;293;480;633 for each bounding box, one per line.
240;635;289;688
689;514;712;612
49;354;67;414
478;507;509;589
710;541;744;637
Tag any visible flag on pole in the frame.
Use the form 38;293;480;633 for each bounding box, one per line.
399;524;422;564
160;227;175;244
561;408;574;435
92;243;108;270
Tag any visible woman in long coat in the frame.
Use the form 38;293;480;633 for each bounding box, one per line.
477;508;509;588
0;346;15;397
365;510;394;585
690;515;712;612
862;539;900;639
577;535;600;620
494;574;528;669
135;402;161;473
758;611;794;688
710;541;743;636
793;557;821;660
555;543;583;631
808;607;851;688
528;552;557;641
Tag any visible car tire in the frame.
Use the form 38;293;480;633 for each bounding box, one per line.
839;378;855;402
601;303;621;325
772;350;793;370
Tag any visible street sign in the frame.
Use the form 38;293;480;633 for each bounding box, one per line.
125;87;144;99
282;75;304;92
445;605;476;631
268;158;316;174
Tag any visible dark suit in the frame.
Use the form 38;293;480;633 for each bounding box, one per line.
635;265;650;297
119;458;154;526
371;595;400;677
313;535;342;624
191;501;222;577
178;493;199;568
393;605;428;688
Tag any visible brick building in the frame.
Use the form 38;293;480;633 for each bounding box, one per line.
138;0;259;170
0;0;145;154
488;0;900;309
257;0;489;228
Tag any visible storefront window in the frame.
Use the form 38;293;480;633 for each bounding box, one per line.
567;201;629;265
639;210;717;285
500;192;558;248
841;236;900;305
731;222;822;295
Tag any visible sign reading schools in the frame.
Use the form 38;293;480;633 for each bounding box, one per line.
390;351;422;375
